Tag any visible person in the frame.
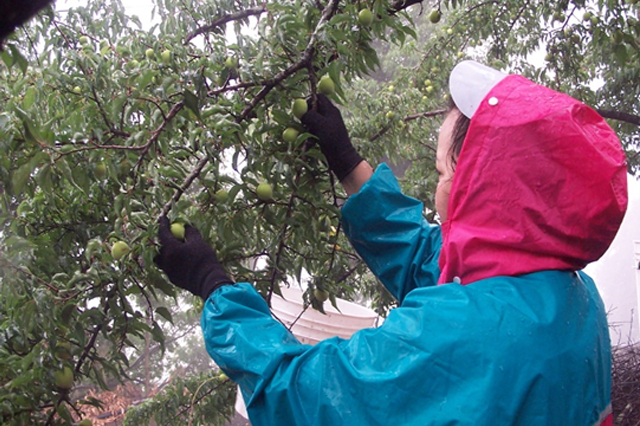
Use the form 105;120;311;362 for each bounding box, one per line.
155;60;628;426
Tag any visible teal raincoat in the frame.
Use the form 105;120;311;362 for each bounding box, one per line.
202;75;627;425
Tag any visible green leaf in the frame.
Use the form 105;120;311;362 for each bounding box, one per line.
8;44;28;74
155;306;173;324
139;69;157;88
56;402;74;424
183;90;201;120
1;49;12;68
271;110;291;126
22;87;36;110
614;44;627;64
57;158;85;193
12;162;33;195
14;107;43;144
36;163;54;193
150;321;165;351
60;303;77;323
147;270;177;298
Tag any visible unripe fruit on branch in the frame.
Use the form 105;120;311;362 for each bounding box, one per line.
256;182;273;201
292;98;308;119
215;189;229;203
95;162;107;178
111;241;130;260
54;366;74;390
358;8;374;26
224;56;238;69
170;222;185;240
283;127;299;143
429;10;441;23
54;342;73;361
318;76;335;95
161;50;171;64
314;289;329;302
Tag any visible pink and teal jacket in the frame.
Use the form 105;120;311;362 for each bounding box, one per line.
201;75;627;425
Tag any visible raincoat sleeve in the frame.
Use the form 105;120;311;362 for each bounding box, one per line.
201;283;309;397
202;271;611;426
341;163;442;302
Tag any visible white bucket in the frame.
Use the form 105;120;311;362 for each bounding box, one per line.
270;286;379;344
235;286;379;418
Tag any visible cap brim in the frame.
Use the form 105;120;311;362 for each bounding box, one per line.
449;60;508;118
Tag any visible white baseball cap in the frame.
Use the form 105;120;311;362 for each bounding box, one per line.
449;60;509;118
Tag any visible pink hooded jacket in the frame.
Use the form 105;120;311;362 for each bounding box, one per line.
439;75;628;286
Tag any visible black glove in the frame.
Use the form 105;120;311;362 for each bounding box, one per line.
301;94;364;181
155;216;234;300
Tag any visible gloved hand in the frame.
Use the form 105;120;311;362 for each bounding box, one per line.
301;94;364;181
154;216;234;300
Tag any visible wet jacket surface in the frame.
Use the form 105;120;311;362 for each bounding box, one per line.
201;75;627;425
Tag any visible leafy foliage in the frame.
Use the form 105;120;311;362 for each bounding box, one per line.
122;371;236;426
0;0;638;424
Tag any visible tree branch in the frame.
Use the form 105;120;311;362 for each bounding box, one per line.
134;101;185;171
266;172;300;304
184;5;267;44
387;0;425;15
369;109;446;142
596;109;640;127
404;108;448;121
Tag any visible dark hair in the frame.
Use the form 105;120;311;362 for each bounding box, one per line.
447;97;471;170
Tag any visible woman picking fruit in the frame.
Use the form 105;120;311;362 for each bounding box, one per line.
155;61;627;426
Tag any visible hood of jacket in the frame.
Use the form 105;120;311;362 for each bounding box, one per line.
438;75;628;285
